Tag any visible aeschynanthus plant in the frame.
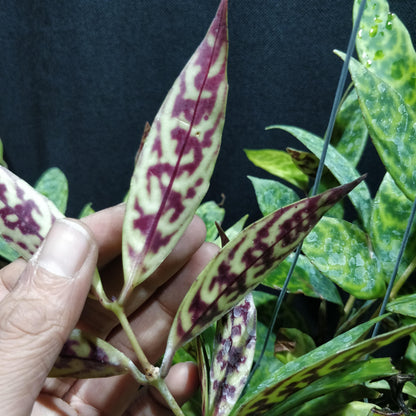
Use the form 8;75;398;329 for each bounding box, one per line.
0;1;367;414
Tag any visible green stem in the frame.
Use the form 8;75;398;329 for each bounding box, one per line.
152;376;185;416
111;304;155;376
390;256;416;300
343;295;356;316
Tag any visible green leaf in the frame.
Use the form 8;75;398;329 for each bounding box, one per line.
269;125;372;230
354;0;416;109
263;252;342;305
0;139;7;167
209;295;256;416
244;149;309;191
387;294;416;318
248;176;299;217
274;327;316;365
232;320;416;415
303;216;385;299
35;167;69;214
197;201;226;242
333;401;381;416
78;202;95;218
161;178;364;375
0;167;64;260
333;89;368;167
370;173;416;279
268;358;397;416
291;389;380;416
122;0;229;296
338;52;416;201
50;329;141;380
0;236;19;262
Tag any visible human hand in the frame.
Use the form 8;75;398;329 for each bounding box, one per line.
0;204;218;415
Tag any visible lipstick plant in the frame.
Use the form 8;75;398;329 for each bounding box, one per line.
1;0;416;415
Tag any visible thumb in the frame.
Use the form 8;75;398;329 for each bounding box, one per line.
0;218;98;415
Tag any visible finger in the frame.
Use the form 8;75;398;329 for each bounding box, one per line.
79;215;208;339
0;258;26;300
124;362;199;416
81;204;125;268
0;219;98;416
63;242;218;415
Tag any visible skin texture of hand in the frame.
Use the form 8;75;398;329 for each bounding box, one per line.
0;204;218;416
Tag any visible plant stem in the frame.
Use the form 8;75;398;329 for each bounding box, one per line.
113;305;155;376
390;256;416;300
344;295;356;316
152;377;186;416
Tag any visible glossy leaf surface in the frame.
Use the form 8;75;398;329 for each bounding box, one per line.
122;0;228;293
354;0;416;109
332;89;368;167
233;320;416;415
161;177;363;374
387;293;416;318
35;167;68;214
268;358;397;416
0;166;64;259
244;149;309;191
303;216;385;299
209;294;256;416
370;173;416;279
341;52;416;201
270;125;372;229
263;252;342;305
50;329;138;379
248;176;299;217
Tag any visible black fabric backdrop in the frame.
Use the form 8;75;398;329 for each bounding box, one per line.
0;1;415;226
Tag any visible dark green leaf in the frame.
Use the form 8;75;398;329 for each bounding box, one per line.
353;0;416;110
370;173;416;279
303;216;385;299
339;52;416;201
333;89;368;166
263;252;342;305
231;320;416;415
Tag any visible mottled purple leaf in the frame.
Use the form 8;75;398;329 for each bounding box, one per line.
121;0;229;298
161;177;364;375
0;166;64;259
50;329;140;379
208;294;256;416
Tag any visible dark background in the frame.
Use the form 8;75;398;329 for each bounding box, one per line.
0;0;415;227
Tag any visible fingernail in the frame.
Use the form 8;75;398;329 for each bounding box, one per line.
34;219;93;279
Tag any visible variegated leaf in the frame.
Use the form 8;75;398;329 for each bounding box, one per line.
338;52;416;201
50;329;141;380
0;166;64;259
121;0;229;297
286;148;320;177
269;125;372;230
354;0;416;110
232;321;416;415
208;294;256;416
161;177;364;375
